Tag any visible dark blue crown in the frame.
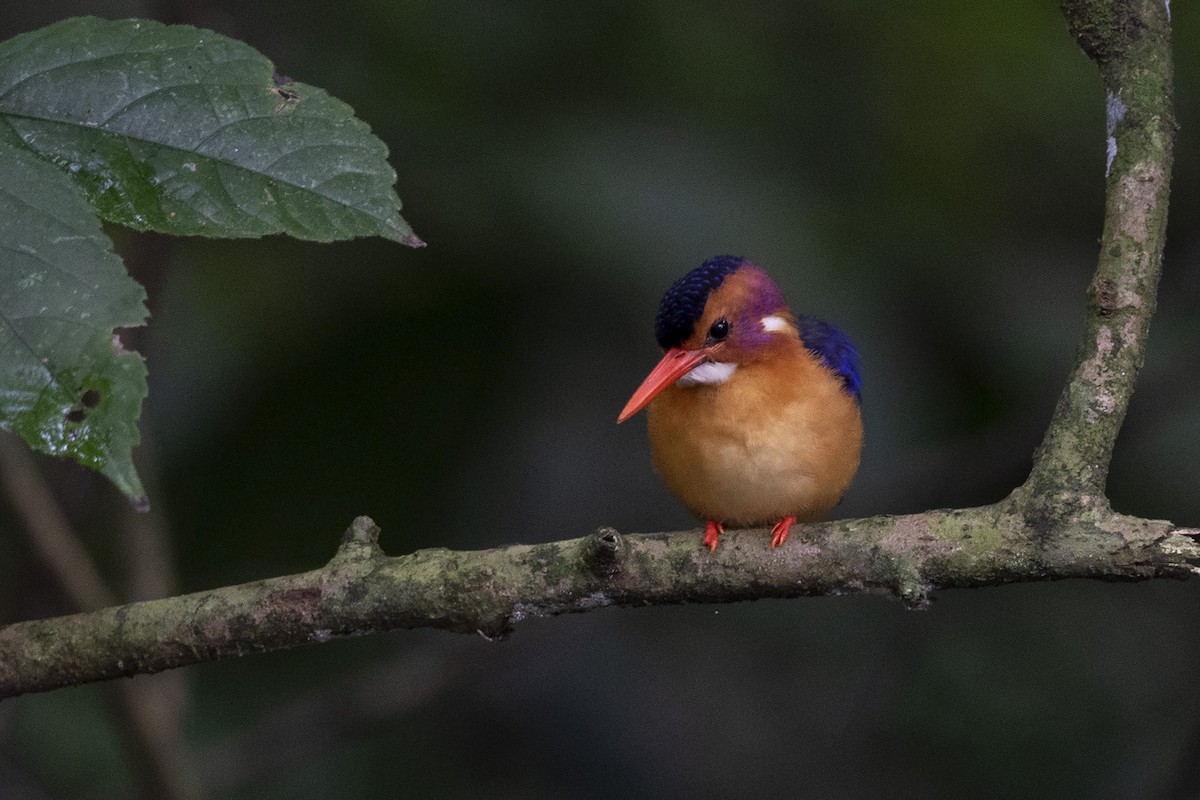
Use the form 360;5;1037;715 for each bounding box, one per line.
654;255;745;349
797;316;862;403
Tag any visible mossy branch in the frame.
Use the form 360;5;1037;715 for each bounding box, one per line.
1023;0;1175;503
1;511;1197;698
0;0;1192;699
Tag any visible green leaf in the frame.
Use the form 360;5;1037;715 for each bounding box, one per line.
0;139;148;505
0;17;422;245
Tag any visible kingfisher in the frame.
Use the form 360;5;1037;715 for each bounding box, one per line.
618;255;863;551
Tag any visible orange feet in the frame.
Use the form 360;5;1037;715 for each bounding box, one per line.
703;520;725;552
770;515;797;548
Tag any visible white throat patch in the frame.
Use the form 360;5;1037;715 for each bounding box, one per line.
677;361;737;387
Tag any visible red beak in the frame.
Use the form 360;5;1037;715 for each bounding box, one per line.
617;346;716;423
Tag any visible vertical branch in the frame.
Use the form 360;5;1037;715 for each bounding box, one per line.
117;433;200;800
0;435;117;610
1023;0;1175;503
0;435;200;799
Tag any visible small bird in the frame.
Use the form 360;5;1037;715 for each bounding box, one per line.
618;255;863;551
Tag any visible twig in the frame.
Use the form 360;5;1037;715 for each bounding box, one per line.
0;434;200;798
0;434;116;610
115;432;199;800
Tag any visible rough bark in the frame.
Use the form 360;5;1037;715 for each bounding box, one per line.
1023;0;1175;503
1;508;1197;698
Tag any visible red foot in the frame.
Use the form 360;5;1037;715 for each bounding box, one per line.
703;520;725;552
770;515;797;548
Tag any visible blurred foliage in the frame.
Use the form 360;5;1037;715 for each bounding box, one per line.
1;1;1198;799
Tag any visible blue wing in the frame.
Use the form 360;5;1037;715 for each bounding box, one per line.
797;316;862;403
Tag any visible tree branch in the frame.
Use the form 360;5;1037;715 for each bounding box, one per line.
0;511;1197;698
1023;0;1175;503
0;435;117;611
0;0;1192;700
0;433;200;797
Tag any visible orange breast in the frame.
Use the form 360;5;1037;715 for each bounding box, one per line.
645;348;862;526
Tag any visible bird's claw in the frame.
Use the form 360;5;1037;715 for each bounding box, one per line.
770;515;797;548
703;520;725;552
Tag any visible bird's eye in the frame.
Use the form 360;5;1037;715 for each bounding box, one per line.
708;318;730;341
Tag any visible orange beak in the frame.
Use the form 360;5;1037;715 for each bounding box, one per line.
617;346;718;423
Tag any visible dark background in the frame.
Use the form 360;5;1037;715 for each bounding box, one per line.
2;1;1199;798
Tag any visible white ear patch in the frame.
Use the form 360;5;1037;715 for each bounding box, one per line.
677;361;737;387
760;314;790;333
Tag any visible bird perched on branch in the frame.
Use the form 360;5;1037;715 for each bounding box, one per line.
618;255;863;551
